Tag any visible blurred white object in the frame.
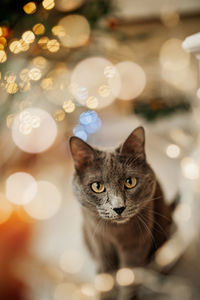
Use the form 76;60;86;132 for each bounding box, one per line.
182;33;200;53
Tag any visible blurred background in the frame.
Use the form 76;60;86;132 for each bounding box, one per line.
0;0;200;299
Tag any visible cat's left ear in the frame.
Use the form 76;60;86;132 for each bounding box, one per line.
69;136;96;172
121;126;146;159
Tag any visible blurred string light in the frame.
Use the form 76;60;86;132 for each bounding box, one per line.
181;157;199;180
32;56;47;69
47;39;60;52
115;61;146;100
73;110;101;141
71;57;121;109
6;172;38;205
12;108;57;153
52;25;65;38
58;14;90;48
42;0;55;10
0;50;7;63
166;144;181;159
32;23;45;35
160;39;190;72
53;109;66;122
38;36;49;49
62;100;75;113
29;67;42;81
0;37;7;50
23;2;37;14
24;181;62;220
55;0;84;12
116;268;135;286
94;273;114;292
0;193;13;224
59;250;83;274
22;31;35;44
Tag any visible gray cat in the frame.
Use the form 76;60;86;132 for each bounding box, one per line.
69;127;174;300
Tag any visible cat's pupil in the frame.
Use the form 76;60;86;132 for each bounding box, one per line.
95;182;101;189
127;178;132;185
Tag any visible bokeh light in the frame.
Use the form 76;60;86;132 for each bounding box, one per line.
29;68;42;81
71;57;121;109
0;193;13;224
23;2;37;14
12;108;57;153
59;250;83;274
24;181;62;220
62;100;75;113
79;110;101;134
181;157;199;180
47;39;60;52
160;39;190;71
42;0;55;10
94;273;114;292
73;125;88;141
166;144;181;158
55;0;83;12
58;14;90;48
32;23;45;35
22;31;35;44
116;268;135;286
53;109;66;121
115;61;146;100
81;283;97;297
6;172;38;205
0;50;7;63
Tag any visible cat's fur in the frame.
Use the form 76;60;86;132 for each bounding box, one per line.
69;127;173;300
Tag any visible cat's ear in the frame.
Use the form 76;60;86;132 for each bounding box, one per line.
121;126;145;159
69;137;96;171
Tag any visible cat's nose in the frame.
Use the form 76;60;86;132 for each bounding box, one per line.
113;206;126;215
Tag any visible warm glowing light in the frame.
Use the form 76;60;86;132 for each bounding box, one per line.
0;50;7;63
160;39;190;71
24;181;62;220
181;157;199;180
9;40;21;53
6;114;15;128
0;37;7;49
54;283;77;300
20;81;31;92
62;100;75;113
52;25;65;37
38;36;49;49
20;68;30;81
53;109;65;121
22;31;35;44
59;250;83;273
29;68;42;81
0;193;13;224
197;88;200;99
42;0;55;10
12;108;57;153
81;283;96;297
94;273;114;292
40;77;53;90
58;14;90;48
6;82;18;94
55;0;83;12
166;144;180;158
6;172;37;205
86;96;98;109
116;61;146;100
47;39;60;52
116;268;135;286
23;2;37;14
71;57;121;109
33;23;45;35
32;56;47;69
4;72;16;83
19;39;29;51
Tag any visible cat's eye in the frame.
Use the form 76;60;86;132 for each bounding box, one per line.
91;182;105;193
124;177;137;189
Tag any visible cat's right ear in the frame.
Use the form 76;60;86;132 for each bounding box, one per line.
69;137;96;171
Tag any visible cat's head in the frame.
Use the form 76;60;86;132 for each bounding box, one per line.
69;127;156;223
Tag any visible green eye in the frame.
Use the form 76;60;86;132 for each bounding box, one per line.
91;182;105;193
124;177;137;189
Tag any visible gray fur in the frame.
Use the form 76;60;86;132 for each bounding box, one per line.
69;127;173;300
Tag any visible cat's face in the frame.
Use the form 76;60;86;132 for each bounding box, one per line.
70;127;156;223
